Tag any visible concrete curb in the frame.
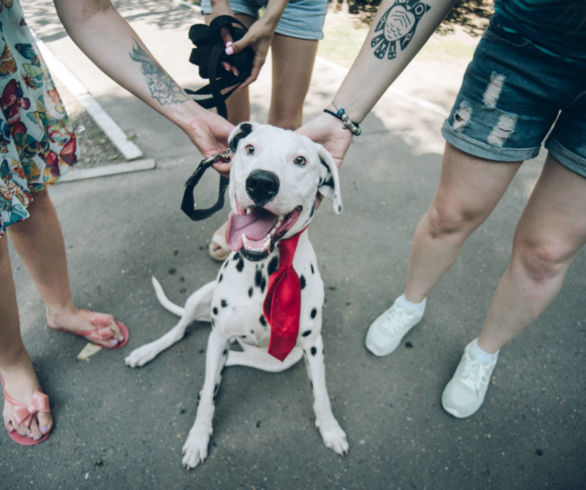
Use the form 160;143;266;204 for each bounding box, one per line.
58;159;157;183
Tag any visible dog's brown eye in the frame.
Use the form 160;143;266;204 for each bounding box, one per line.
245;144;255;155
294;156;307;167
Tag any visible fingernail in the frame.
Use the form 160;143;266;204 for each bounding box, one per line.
225;41;233;48
41;425;48;433
111;339;118;346
225;46;234;55
33;434;41;440
222;62;230;72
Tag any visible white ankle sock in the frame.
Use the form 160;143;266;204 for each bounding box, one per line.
469;338;499;364
395;294;426;315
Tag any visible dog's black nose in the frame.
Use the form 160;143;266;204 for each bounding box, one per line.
246;170;280;206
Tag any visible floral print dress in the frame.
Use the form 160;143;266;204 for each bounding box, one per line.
0;0;77;237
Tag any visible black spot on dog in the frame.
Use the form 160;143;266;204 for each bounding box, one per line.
223;349;228;356
212;307;218;315
229;122;253;152
255;268;266;292
232;252;241;261
310;308;317;319
310;346;317;356
221;299;228;308
310;264;315;274
302;330;311;337
248;287;253;297
268;256;279;276
236;257;245;272
300;275;306;289
218;274;223;283
259;315;267;327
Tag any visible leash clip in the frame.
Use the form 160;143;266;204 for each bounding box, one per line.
181;150;231;221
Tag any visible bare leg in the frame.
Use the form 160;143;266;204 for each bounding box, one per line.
0;237;53;440
7;190;124;346
477;155;586;353
268;34;318;129
404;143;522;302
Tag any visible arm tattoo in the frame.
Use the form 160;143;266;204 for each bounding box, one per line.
129;41;189;105
370;0;430;60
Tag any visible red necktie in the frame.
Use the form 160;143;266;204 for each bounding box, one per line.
263;232;303;361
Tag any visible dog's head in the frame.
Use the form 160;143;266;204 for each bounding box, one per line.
225;122;342;261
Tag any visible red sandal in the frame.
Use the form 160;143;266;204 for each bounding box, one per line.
1;376;52;445
50;310;129;349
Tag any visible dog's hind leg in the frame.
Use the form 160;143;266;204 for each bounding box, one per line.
182;328;228;469
301;334;349;455
124;281;215;368
226;339;303;372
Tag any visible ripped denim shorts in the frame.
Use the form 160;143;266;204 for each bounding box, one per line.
441;14;586;177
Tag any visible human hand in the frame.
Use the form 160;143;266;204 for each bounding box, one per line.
297;113;354;168
183;110;234;176
226;18;275;90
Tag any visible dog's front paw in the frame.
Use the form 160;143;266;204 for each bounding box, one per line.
124;343;158;367
181;424;213;469
316;417;349;455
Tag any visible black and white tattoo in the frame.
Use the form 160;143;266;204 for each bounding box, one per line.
129;41;188;105
370;0;430;59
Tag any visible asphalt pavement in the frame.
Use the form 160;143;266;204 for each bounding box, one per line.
2;1;585;489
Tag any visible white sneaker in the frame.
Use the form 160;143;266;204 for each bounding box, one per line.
365;297;425;357
441;341;497;418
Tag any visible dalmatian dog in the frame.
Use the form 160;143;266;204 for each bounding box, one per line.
124;122;348;469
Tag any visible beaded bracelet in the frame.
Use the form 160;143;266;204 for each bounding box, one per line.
323;104;362;136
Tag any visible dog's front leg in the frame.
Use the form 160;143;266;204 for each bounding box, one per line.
302;334;349;455
181;328;228;469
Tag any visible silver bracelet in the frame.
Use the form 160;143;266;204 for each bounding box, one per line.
323;103;362;136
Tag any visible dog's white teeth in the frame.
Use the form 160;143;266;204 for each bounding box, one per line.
242;233;271;252
246;208;252;215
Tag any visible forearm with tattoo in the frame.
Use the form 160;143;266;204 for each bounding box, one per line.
129;41;189;105
370;0;431;59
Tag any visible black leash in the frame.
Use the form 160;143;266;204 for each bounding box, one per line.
181;15;254;221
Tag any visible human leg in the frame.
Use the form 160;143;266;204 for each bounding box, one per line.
7;189;125;348
365;143;521;356
478;155;586;352
442;154;586;417
268;34;318;129
0;237;53;441
206;13;255;261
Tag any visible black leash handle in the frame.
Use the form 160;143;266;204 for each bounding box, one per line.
181;152;230;221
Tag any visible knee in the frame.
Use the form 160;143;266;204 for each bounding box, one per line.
513;237;570;286
425;199;483;239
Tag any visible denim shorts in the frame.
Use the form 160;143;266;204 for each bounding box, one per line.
200;0;328;40
441;15;586;177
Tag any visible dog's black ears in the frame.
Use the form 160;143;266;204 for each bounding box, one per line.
229;121;255;152
317;146;343;215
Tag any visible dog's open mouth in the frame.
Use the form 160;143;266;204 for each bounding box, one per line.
226;204;302;260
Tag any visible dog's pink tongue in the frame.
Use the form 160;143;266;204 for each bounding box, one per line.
226;208;278;251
